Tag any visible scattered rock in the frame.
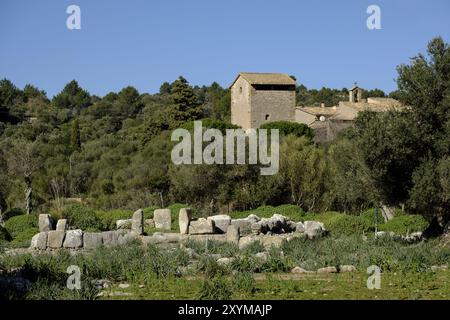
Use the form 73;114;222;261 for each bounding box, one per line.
118;283;130;289
47;230;65;249
304;221;327;239
317;266;338;273
430;265;448;272
91;279;111;290
131;209;144;235
291;266;311;274
39;214;53;232
116;219;132;230
84;232;103;249
254;252;269;263
238;235;259;249
295;222;305;233
179;208;192;234
216;257;234;266
207;215;231;234
56;219;67;231
31;232;48;250
188;218;215;235
63;229;83;249
153;209;172;230
340;265;357;273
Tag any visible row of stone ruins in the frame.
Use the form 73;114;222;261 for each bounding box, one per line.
30;208;329;250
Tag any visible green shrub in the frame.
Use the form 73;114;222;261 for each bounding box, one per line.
3;208;25;220
197;276;232;300
303;211;373;236
260;121;314;139
96;209;133;231
379;214;428;234
62;204;102;231
10;228;39;248
4;214;38;238
0;225;12;242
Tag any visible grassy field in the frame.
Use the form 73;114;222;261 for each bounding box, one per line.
101;271;450;300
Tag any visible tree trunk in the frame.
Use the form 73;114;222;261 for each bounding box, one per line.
380;204;395;222
25;177;32;215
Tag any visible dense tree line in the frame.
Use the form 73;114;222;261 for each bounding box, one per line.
0;37;449;235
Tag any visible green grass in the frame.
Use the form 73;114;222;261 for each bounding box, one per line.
100;271;450;300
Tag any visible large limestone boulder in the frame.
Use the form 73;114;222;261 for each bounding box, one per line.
295;222;305;233
63;229;83;248
238;235;260;250
118;231;140;245
153;209;171;230
116;219;132;230
260;235;285;249
188;218;215;235
56;219;67;231
207;215;231;234
39;214;54;232
145;219;155;228
226;224;240;244
31;232;48;250
179;208;192;234
231;219;252;236
84;232;103;249
102;231;120;246
304;221;327;239
131;209;144;235
47;231;65;248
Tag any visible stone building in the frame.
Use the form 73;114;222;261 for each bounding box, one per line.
230;72;406;142
230;72;296;130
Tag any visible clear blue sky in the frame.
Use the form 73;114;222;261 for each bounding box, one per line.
1;0;449;97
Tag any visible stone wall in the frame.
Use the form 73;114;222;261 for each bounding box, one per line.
30;210;330;251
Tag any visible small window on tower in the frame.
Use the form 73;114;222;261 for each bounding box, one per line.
265;114;270;121
239;87;243;94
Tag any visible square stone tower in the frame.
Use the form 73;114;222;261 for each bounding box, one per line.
230;72;296;130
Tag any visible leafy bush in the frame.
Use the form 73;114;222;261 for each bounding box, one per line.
197;276;232;300
379;214;428;234
0;225;12;242
2;208;25;220
302;211;373;236
4;214;38;238
10;228;38;248
96;209;133;231
260;121;314;139
62;204;102;231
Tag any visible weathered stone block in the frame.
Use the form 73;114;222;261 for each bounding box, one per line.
207;215;231;234
47;230;65;248
145;219;155;228
102;231;120;246
131;209;144;235
63;229;83;248
39;214;53;232
31;232;48;250
116;219;132;230
179;208;192;234
188;218;214;235
56;219;67;231
153;209;171;230
231;219;252;236
304;221;327;239
226;224;240;244
84;232;103;249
